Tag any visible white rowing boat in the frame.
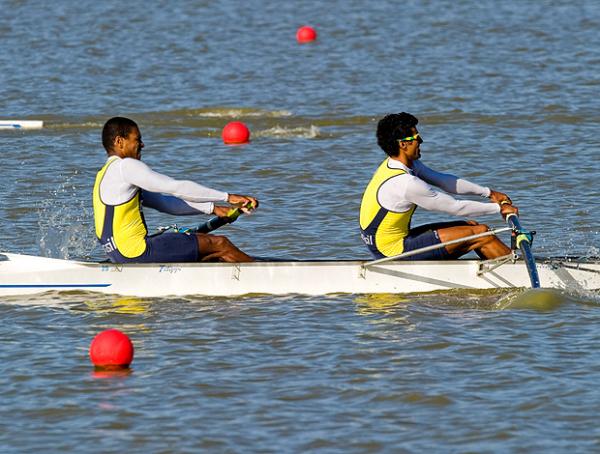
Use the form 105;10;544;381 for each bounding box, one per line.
1;252;598;298
0;120;44;129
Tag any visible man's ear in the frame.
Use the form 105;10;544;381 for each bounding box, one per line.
114;136;123;150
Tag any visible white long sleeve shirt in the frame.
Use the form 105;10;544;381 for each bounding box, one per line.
378;158;500;217
98;156;228;215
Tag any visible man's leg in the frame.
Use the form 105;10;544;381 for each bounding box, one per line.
195;234;253;262
436;221;510;259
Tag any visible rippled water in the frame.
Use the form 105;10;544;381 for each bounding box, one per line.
1;0;599;452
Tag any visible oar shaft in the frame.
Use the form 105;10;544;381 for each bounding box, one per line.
194;216;232;234
506;214;540;288
364;227;511;267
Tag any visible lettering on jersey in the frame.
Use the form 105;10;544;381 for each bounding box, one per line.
361;232;374;246
102;236;117;254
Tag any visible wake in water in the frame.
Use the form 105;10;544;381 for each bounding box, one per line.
496;285;600;311
353;286;600;314
254;124;321;139
40;106;294;130
495;288;568;311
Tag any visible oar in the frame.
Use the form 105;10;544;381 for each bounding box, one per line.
364;226;512;267
506;213;540;288
191;203;253;234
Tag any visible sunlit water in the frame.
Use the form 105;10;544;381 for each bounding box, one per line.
1;0;599;452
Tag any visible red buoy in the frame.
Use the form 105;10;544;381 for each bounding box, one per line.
296;26;317;43
89;329;134;369
222;121;250;144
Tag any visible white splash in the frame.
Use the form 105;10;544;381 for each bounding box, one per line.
37;172;98;260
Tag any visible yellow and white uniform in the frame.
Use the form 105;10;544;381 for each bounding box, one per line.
359;158;500;258
93;156;228;260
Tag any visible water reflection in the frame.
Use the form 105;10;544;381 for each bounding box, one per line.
353;293;409;315
495;288;567;311
353;288;578;314
91;367;133;380
81;297;153;315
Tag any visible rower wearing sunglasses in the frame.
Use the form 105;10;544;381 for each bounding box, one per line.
359;112;517;260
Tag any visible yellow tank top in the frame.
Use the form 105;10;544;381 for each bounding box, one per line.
359;159;416;257
93;157;148;258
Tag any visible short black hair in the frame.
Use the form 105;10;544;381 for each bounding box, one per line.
376;112;419;157
102;117;139;153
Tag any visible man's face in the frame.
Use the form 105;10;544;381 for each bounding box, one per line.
399;128;422;160
117;127;144;159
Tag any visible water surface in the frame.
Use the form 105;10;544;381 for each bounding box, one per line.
1;0;599;452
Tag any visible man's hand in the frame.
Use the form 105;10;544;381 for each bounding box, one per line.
213;205;234;218
227;194;259;213
500;203;519;219
489;189;512;205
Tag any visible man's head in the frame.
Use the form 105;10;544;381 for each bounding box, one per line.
376;112;422;157
102;117;144;159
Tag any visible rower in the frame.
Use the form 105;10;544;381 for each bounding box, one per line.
93;117;258;263
359;112;517;260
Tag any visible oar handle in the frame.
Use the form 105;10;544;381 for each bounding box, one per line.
505;213;524;232
193;203;252;234
506;214;536;247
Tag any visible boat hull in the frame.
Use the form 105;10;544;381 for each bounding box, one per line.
1;253;598;297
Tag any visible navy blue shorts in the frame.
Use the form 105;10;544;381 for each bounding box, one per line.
397;221;470;261
106;232;199;263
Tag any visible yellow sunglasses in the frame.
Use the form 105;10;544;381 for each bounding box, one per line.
398;133;422;143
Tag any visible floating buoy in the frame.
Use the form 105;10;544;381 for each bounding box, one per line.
296;26;317;43
222;121;250;144
89;329;134;369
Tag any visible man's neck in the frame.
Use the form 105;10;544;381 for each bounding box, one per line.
390;154;413;169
